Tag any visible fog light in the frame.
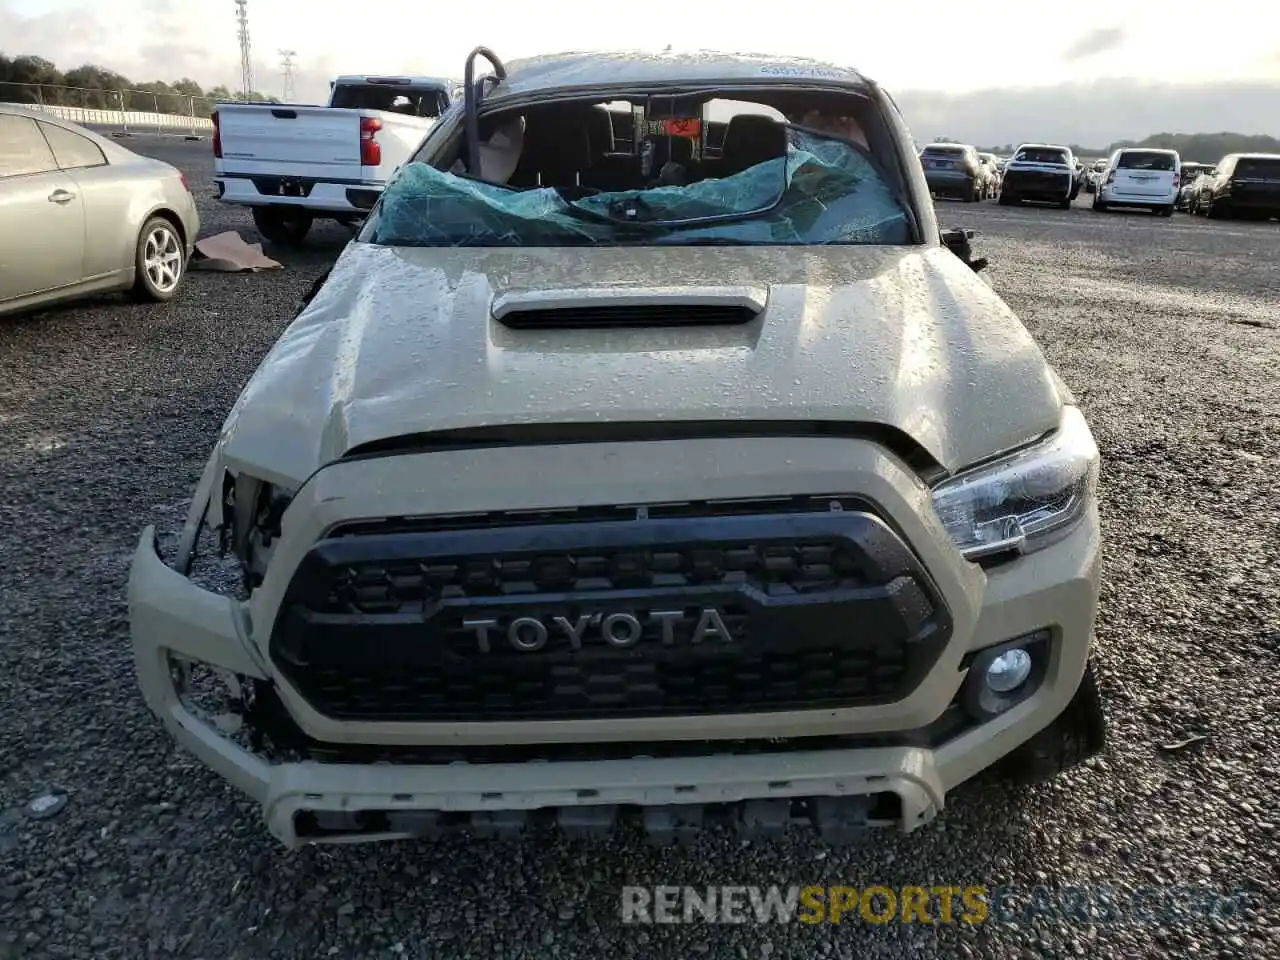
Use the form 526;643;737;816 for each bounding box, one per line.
961;630;1051;722
986;648;1032;693
168;654;246;735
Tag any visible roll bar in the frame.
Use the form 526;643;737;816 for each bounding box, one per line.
463;47;508;175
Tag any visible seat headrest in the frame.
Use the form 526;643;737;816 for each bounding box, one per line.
668;135;694;164
721;115;787;173
649;134;695;170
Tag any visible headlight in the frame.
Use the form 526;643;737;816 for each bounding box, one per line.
221;471;297;587
931;405;1099;560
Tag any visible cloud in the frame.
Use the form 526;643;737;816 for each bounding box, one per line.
136;44;216;80
0;7;117;66
1063;27;1127;61
893;79;1280;151
5;7;1279;146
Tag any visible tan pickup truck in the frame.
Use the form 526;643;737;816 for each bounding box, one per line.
132;46;1106;848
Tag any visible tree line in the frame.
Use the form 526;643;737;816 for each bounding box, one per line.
8;51;1278;158
0;53;279;117
982;132;1280;164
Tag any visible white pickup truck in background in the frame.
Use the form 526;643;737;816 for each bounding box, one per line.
211;75;452;244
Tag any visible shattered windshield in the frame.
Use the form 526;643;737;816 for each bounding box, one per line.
367;129;911;247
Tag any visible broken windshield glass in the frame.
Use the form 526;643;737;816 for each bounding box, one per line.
368;129;911;247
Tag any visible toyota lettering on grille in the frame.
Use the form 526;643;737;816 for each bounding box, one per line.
462;608;734;653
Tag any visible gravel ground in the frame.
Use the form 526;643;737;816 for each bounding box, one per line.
1;138;1278;960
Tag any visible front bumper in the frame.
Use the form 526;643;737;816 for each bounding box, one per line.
1001;171;1072;201
130;436;1101;847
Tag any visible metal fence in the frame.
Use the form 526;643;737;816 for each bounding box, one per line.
0;81;221;136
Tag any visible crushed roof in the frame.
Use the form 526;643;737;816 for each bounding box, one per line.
487;50;871;100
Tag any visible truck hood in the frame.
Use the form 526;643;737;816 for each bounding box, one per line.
217;243;1064;487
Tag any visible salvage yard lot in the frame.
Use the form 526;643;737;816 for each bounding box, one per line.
1;136;1278;959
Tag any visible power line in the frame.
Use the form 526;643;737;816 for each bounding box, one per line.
279;49;297;102
234;0;253;100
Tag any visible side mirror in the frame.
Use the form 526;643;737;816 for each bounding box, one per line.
941;227;988;273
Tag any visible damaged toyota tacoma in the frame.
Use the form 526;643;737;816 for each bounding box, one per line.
129;48;1105;848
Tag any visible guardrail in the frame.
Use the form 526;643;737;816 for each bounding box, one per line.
1;81;217;137
9;102;214;137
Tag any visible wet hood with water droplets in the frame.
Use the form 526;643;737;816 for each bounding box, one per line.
216;242;1064;486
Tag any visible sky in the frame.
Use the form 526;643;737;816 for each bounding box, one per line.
4;0;1280;145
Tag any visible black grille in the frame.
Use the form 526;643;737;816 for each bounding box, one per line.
316;539;873;613
495;303;758;330
270;503;952;722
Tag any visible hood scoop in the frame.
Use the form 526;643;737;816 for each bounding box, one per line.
491;286;765;329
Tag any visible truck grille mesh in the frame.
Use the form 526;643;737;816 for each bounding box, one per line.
293;614;912;721
316;539;866;615
269;497;950;722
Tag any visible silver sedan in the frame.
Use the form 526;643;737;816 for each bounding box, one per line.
0;105;200;317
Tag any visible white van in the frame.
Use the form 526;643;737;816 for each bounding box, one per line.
1092;147;1181;216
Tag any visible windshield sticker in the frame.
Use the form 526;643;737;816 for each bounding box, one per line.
758;65;850;80
661;117;701;138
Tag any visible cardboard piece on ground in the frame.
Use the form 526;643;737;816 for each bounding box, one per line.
192;231;283;272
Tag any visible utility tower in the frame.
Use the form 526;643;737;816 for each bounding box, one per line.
280;49;297;102
234;0;254;100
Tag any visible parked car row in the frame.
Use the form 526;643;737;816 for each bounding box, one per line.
921;138;1280;222
1092;149;1280;219
920;141;1083;208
